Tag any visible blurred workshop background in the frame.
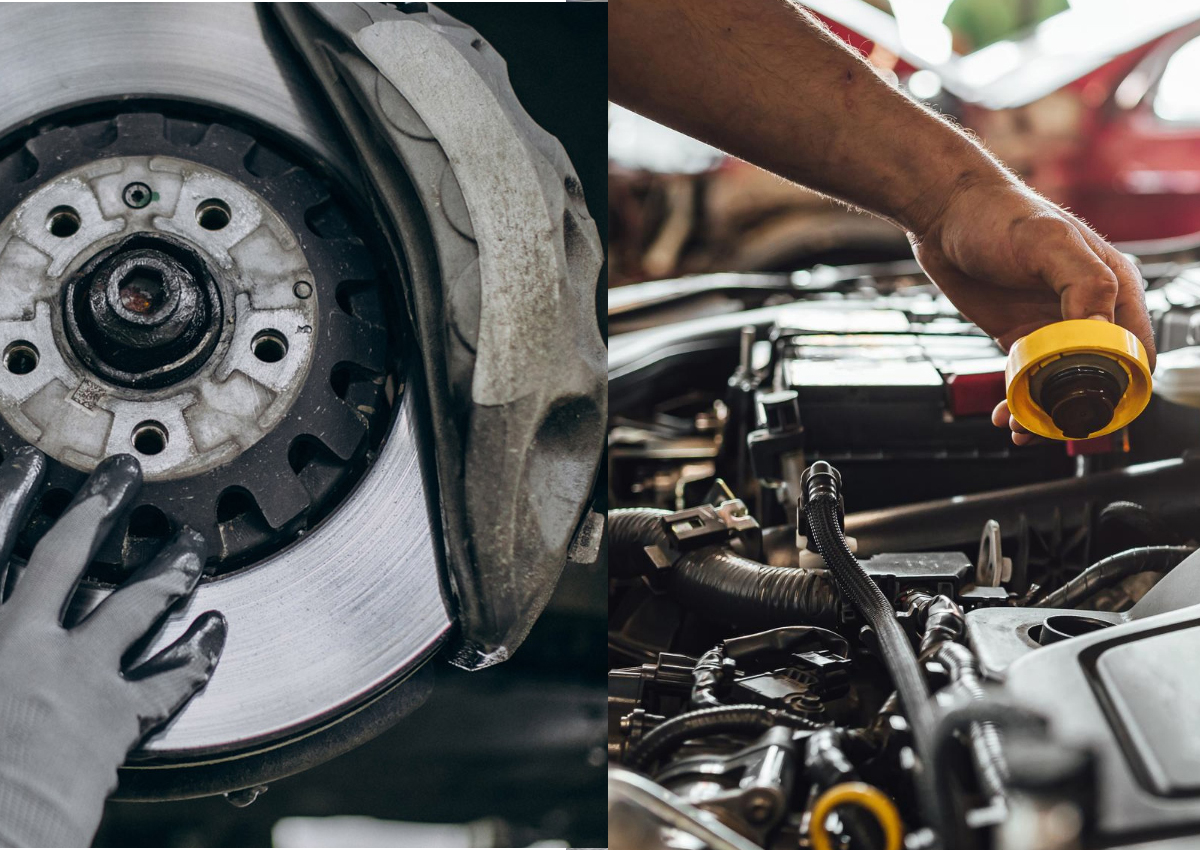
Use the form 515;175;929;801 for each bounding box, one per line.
609;0;1200;289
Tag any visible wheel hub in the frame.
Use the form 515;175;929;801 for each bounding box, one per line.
0;153;320;486
0;118;389;578
64;233;224;389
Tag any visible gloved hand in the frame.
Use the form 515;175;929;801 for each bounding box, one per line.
0;448;226;847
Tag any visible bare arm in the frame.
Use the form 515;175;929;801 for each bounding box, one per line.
610;0;1155;442
609;0;989;235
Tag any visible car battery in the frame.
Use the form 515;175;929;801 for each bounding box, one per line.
766;300;1074;510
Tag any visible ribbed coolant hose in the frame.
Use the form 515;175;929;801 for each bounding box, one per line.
608;508;673;579
800;461;938;823
673;548;840;628
608;508;841;627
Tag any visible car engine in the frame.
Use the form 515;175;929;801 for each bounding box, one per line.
608;252;1200;849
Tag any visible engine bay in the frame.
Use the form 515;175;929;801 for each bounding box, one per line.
608;252;1200;849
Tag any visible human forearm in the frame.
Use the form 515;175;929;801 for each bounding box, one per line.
608;0;1010;235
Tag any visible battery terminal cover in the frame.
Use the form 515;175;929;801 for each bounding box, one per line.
1005;320;1152;440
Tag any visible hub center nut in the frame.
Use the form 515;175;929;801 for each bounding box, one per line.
102;250;188;333
64;233;223;389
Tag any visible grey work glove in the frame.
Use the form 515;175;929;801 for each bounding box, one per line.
0;448;226;847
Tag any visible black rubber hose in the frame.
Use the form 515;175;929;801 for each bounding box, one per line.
608;507;672;579
673;548;840;628
608;509;841;626
1034;545;1195;609
1099;500;1181;546
799;462;937;822
936;642;1007;802
624;704;822;772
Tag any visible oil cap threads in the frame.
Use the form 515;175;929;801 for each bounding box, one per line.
1005;320;1152;440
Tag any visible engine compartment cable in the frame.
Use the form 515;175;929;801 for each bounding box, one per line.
799;461;940;832
623;704;822;773
1034;545;1195;609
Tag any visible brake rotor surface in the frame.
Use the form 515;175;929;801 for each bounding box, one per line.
0;2;451;794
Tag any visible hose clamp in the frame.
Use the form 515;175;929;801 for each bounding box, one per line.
646;499;762;569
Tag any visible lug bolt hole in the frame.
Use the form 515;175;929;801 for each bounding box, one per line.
252;330;288;363
196;198;231;231
46;206;80;238
132;421;168;456
3;341;38;375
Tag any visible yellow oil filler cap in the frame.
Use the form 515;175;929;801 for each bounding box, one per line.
1005;319;1152;440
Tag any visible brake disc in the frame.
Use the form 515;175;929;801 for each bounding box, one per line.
0;3;451;797
0;0;604;800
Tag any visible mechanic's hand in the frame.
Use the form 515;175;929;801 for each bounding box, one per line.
0;448;226;847
910;177;1156;445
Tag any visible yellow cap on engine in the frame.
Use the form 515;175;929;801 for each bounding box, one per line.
1005;320;1152;440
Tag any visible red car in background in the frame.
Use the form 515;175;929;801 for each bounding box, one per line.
809;0;1200;243
609;1;1200;286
